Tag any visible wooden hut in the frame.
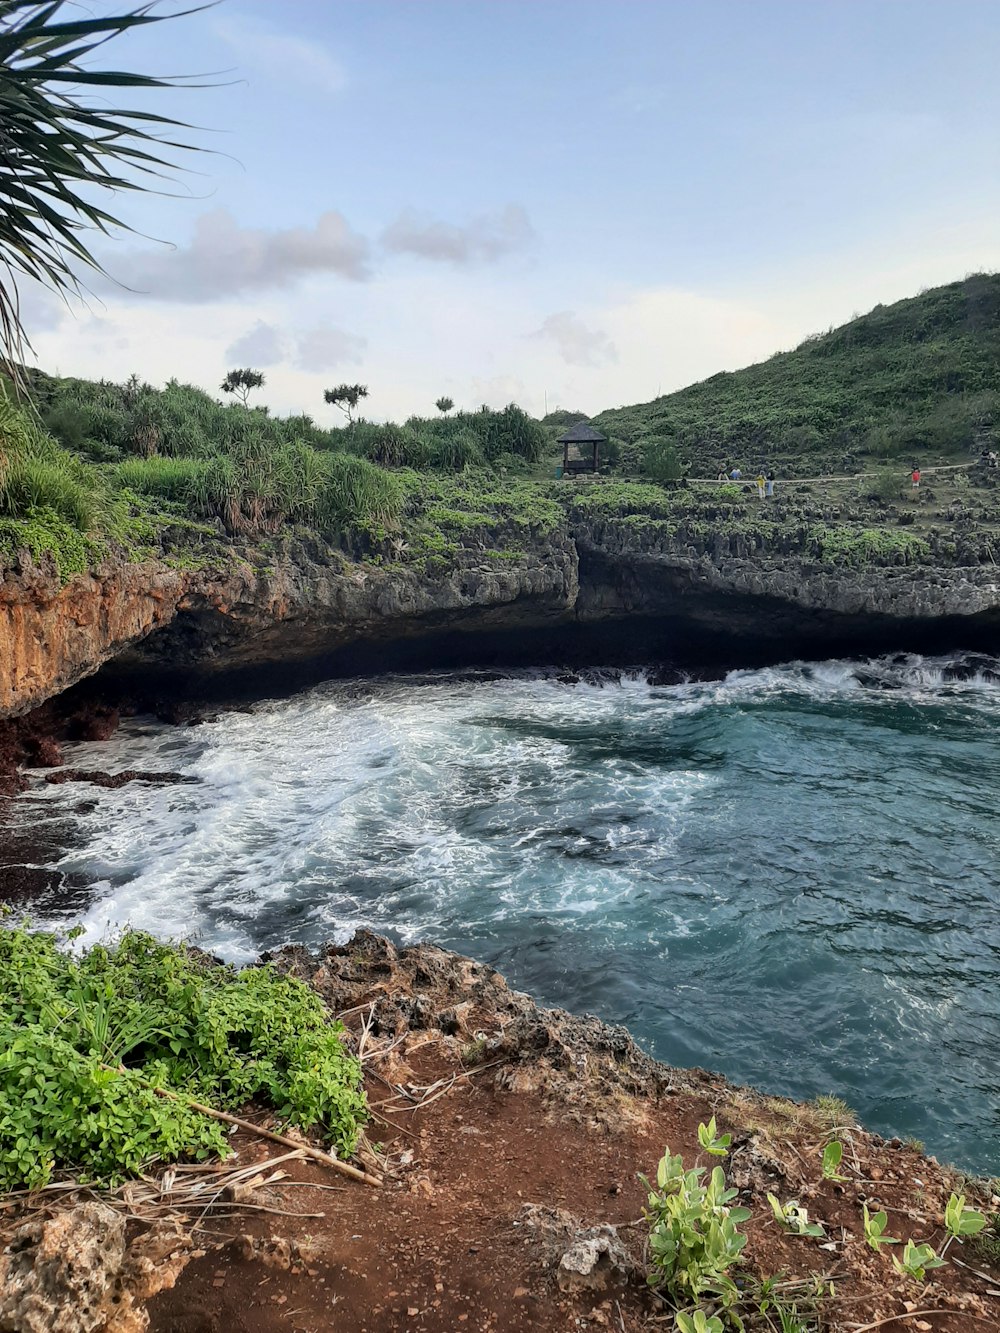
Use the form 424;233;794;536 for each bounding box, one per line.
557;421;606;475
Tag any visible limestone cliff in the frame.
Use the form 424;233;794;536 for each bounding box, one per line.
0;532;579;719
4;517;1000;722
0;558;187;719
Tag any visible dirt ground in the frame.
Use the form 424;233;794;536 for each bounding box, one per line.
134;935;1000;1333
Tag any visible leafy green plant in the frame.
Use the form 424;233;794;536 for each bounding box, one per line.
941;1192;987;1255
0;924;367;1190
675;1311;724;1333
767;1194;825;1238
892;1239;945;1281
643;1148;751;1316
861;1203;900;1251
821;1140;847;1182
697;1116;732;1157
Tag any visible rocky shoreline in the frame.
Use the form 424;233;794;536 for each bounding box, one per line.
2;930;997;1333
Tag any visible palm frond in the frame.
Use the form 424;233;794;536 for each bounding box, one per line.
0;1;212;380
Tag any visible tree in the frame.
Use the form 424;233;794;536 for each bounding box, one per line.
435;396;454;414
642;436;685;483
221;368;265;408
324;383;369;423
0;3;206;378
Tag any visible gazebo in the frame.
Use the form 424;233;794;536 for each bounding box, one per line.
557;421;606;475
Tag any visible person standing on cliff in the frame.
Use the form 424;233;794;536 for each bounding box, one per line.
755;472;766;499
911;466;921;494
765;472;775;498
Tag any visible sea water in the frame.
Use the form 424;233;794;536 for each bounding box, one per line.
10;653;1000;1174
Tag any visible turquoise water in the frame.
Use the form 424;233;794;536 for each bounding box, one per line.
16;653;1000;1174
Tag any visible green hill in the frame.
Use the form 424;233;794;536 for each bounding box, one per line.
594;273;1000;476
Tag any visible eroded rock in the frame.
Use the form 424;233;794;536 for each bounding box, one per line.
516;1204;632;1293
0;1203;194;1333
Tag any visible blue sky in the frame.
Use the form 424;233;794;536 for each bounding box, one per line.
22;0;1000;422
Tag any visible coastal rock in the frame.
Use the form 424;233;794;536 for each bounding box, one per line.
0;1203;194;1333
515;1205;633;1293
5;518;1000;728
0;556;186;720
268;931;680;1126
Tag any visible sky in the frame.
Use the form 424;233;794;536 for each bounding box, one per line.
18;0;1000;424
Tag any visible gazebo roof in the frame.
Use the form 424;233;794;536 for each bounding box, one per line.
557;421;607;444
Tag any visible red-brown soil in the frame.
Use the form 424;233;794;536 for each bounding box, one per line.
139;935;999;1333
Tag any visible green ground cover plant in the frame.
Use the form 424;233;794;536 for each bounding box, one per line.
0;924;367;1190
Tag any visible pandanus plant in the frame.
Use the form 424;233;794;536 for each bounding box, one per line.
0;1;207;377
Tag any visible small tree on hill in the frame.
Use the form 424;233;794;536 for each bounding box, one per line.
435;396;454;414
324;383;369;423
221;368;265;408
642;436;684;484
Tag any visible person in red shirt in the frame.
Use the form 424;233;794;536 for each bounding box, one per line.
911;467;921;493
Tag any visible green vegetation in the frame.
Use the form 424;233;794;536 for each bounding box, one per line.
644;1125;992;1331
697;1116;732;1157
766;1194;825;1238
7;278;1000;585
942;1190;987;1252
595;274;1000;476
861;1203;899;1251
892;1240;944;1281
808;526;929;566
643;1148;751;1317
0;923;367;1190
820;1140;846;1182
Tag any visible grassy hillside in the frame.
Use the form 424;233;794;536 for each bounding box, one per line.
593;273;1000;476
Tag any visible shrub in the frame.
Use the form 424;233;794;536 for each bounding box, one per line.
316;452;403;534
0;924;367;1190
865;467;902;502
428;428;483;471
642;436;685;483
0;392;98;530
0;455;95;529
348;421;430;469
643;1148;750;1314
116;456;209;503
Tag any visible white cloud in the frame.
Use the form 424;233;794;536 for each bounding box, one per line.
293;324;367;372
215;15;346;96
535;311;618;368
22;211;1000;429
105;208;371;302
226;320;286;366
382;205;534;265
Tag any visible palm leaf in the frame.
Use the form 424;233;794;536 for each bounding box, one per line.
0;1;212;381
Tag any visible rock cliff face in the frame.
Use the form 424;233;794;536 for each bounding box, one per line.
3;519;1000;721
0;559;187;719
0;533;580;718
